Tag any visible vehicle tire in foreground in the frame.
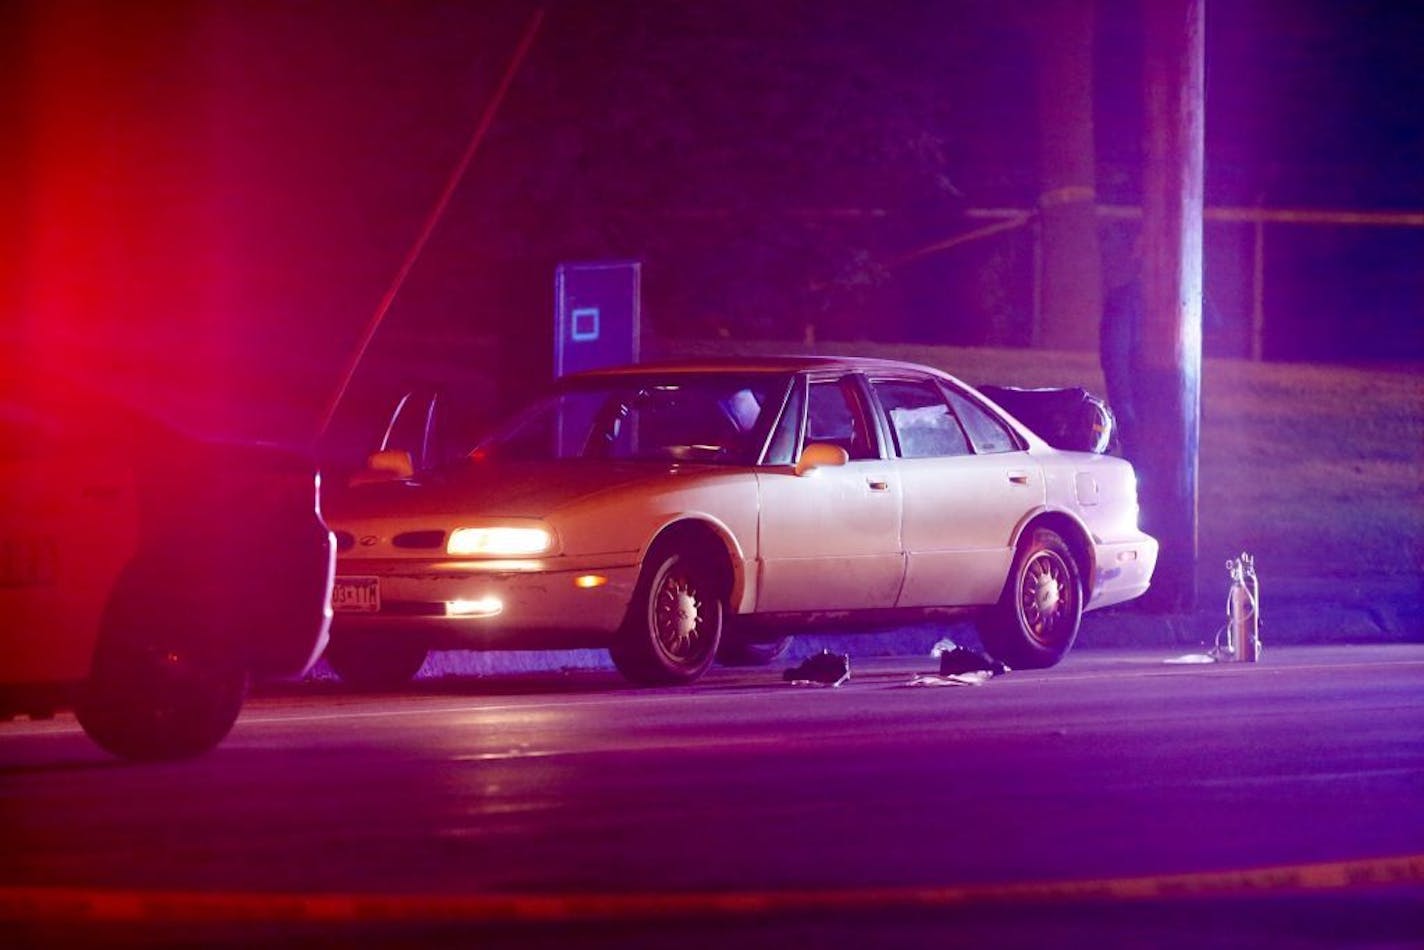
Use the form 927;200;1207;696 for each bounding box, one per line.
324;634;428;690
76;587;248;761
981;527;1083;670
717;634;794;667
611;549;723;685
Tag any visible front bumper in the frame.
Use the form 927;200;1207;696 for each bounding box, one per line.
331;557;641;650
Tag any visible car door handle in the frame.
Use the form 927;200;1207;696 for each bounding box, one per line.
867;478;890;492
1008;472;1031;485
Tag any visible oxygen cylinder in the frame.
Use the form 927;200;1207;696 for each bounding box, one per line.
1226;553;1261;662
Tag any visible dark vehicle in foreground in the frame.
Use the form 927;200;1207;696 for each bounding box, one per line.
0;377;335;760
323;356;1157;688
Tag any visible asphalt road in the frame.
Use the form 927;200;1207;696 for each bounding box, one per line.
3;645;1422;946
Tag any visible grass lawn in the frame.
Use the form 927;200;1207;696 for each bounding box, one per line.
655;338;1424;592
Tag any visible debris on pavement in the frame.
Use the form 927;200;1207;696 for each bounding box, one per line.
906;671;994;687
931;638;1010;676
1164;653;1217;664
902;638;1010;686
782;650;851;687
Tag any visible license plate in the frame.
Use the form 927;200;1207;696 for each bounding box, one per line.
333;576;380;613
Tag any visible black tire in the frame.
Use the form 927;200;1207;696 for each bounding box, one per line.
611;549;724;685
324;634;428;690
980;527;1083;670
76;593;248;761
717;634;794;667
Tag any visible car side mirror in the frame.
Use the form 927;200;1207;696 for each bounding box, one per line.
348;448;415;486
795;442;850;476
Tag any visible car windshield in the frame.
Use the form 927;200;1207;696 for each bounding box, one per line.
474;373;787;466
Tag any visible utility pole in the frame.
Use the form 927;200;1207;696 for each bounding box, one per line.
1030;0;1102;351
1137;0;1204;611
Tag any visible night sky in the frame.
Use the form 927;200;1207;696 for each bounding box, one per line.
2;0;1420;440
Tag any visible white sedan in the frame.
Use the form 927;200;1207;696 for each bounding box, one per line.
323;356;1157;686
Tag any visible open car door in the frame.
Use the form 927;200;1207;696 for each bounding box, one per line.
353;386;444;482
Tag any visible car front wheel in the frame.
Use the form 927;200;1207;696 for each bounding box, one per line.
77;588;249;761
981;527;1082;670
611;549;723;685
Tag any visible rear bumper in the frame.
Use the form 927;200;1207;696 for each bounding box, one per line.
1087;533;1159;610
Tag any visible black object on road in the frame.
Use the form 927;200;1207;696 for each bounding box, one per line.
783;650;851;687
938;645;1010;677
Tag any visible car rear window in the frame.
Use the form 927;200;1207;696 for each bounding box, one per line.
944;388;1020;454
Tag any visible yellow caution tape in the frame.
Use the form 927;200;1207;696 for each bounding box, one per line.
1038;185;1097;208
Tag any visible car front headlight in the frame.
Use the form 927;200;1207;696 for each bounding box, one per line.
446;526;553;557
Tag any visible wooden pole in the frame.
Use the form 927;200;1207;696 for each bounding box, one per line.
1136;0;1204;611
1029;0;1102;351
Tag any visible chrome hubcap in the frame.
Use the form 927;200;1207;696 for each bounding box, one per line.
1021;552;1072;645
674;589;698;639
654;572;705;659
1034;571;1061;617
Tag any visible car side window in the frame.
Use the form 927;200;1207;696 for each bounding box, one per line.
763;380;805;466
944;388;1019;454
871;379;971;459
806;377;876;460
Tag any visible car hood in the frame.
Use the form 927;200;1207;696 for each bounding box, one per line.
325;459;689;521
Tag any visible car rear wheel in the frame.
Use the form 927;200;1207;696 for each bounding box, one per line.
77;582;248;761
981;527;1082;670
323;634;428;689
611;549;723;685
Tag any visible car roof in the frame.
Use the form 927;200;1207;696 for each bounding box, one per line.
551;354;1048;451
574;355;946;378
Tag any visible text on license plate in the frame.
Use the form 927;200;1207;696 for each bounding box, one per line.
333;576;380;613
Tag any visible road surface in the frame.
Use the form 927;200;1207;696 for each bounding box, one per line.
3;645;1422;945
